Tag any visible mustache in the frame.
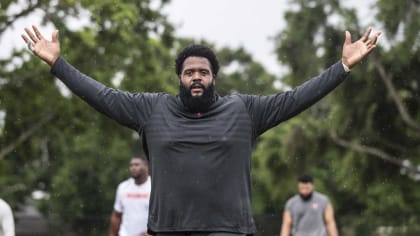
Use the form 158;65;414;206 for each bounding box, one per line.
190;81;205;89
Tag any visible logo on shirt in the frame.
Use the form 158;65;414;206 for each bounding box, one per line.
125;193;150;199
312;203;319;209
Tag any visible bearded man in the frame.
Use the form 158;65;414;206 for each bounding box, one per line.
22;25;380;236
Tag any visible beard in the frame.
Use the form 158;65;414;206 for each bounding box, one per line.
131;171;147;182
179;81;215;113
299;192;313;201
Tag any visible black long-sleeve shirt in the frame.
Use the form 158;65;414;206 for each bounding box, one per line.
51;57;348;235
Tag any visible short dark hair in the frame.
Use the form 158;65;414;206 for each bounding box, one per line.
298;174;313;183
131;156;148;165
175;44;220;78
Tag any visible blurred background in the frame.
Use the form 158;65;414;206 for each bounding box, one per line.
0;0;419;235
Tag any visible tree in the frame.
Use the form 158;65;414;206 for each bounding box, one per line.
1;0;175;235
251;0;420;233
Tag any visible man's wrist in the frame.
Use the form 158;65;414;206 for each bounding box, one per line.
342;62;351;72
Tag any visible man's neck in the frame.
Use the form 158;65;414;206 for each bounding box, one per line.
134;176;148;185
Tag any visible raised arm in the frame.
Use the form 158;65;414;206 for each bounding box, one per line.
243;28;381;135
20;25;157;131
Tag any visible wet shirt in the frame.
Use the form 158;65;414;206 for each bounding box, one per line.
51;57;348;235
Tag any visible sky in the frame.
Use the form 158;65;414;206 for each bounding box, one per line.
162;0;287;74
1;0;377;75
162;0;377;75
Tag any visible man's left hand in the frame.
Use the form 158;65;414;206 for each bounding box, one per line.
342;27;381;69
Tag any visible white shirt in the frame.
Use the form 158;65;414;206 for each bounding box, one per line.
0;199;15;236
114;177;151;236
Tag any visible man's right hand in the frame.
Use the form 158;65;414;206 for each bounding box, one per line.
21;25;60;66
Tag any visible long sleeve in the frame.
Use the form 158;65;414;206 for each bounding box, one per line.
50;57;160;131
240;61;349;136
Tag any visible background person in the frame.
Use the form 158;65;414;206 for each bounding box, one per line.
0;198;15;236
280;174;338;236
110;157;151;236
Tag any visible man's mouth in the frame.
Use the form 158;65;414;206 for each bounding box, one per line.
190;84;204;95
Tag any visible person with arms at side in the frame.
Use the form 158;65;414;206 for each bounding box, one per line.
21;24;380;236
0;198;15;236
280;174;338;236
110;157;151;236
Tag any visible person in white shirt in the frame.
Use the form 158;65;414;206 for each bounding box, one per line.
0;198;15;236
110;157;151;236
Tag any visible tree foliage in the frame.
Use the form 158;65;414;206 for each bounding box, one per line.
252;0;420;233
1;0;420;235
1;0;175;234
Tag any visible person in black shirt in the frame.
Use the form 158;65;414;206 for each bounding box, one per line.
21;25;380;236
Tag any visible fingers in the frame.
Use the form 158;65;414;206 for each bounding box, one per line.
371;32;381;45
364;31;381;50
367;43;376;51
360;27;372;42
344;31;351;45
364;39;375;50
21;34;30;45
22;25;39;52
32;25;45;41
366;44;377;54
22;25;46;46
52;30;59;43
24;26;39;44
21;34;35;51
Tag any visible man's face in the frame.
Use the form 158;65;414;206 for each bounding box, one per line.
180;56;215;97
298;182;314;198
129;158;148;180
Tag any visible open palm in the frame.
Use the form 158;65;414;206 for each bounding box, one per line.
342;27;381;69
21;25;60;65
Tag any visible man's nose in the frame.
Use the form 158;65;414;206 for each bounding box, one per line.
192;71;202;80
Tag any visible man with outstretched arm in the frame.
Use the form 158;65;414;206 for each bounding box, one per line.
21;25;380;236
